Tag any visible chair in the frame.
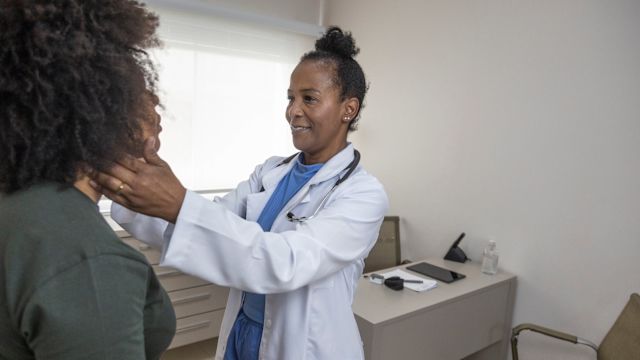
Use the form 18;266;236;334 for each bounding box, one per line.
364;216;400;273
511;293;640;360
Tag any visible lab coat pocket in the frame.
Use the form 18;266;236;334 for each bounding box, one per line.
246;191;269;221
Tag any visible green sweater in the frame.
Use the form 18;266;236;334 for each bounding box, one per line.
0;183;176;360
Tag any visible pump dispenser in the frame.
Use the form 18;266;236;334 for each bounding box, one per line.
481;240;499;275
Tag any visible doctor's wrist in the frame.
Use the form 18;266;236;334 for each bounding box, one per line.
164;186;187;224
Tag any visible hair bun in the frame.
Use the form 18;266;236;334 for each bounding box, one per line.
315;26;359;59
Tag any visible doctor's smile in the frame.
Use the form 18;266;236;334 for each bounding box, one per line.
289;122;311;133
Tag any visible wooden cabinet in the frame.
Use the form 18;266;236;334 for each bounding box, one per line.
116;215;399;349
118;233;228;349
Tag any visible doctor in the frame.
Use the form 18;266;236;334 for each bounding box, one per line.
94;26;388;360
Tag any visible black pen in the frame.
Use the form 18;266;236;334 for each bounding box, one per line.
365;274;423;284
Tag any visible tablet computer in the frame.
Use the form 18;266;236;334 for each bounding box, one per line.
405;262;466;283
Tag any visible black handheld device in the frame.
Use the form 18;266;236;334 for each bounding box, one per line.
405;262;466;283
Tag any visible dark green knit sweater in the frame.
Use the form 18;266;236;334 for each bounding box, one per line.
0;182;175;360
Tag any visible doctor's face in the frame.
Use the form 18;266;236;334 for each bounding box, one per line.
286;60;351;164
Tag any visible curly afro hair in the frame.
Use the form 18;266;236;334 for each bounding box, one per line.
0;0;160;194
301;26;368;131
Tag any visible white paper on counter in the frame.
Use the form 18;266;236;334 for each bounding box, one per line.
378;269;438;292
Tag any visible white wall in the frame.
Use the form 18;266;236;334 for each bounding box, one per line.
325;1;640;359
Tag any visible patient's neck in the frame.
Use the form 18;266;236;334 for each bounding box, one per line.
74;174;102;203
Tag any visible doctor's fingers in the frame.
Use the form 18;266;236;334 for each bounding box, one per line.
97;179;134;209
106;161;138;187
116;154;146;173
90;169;129;194
115;149;172;177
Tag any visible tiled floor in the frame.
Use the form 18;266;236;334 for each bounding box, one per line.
162;338;218;360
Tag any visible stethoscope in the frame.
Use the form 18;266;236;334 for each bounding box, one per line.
278;149;360;223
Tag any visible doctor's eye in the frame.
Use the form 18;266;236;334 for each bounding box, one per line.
287;95;294;102
303;95;317;104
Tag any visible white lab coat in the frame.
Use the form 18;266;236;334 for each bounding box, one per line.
111;144;389;360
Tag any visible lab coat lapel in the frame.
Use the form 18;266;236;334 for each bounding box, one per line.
246;145;355;224
246;156;297;221
260;156;296;191
308;143;356;186
274;144;356;229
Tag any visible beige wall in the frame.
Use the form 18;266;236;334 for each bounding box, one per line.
325;1;640;359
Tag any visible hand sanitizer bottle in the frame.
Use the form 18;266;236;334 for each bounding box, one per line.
481;240;499;275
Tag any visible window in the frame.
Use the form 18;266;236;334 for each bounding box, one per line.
150;7;316;191
99;5;318;213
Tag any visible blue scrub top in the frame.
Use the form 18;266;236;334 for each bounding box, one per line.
242;155;323;324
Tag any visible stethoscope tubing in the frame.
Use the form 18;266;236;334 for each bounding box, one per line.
286;149;360;223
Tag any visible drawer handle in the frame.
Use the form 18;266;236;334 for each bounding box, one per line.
156;269;181;278
173;293;212;305
176;320;211;334
138;244;152;251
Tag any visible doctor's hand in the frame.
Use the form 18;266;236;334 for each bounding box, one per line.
91;138;187;223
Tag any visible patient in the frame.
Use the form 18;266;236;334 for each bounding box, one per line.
0;1;175;359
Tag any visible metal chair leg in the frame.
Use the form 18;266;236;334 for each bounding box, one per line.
511;323;597;359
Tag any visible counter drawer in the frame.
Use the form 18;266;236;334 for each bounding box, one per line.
169;284;229;319
121;236;162;265
169;310;224;349
154;265;209;292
